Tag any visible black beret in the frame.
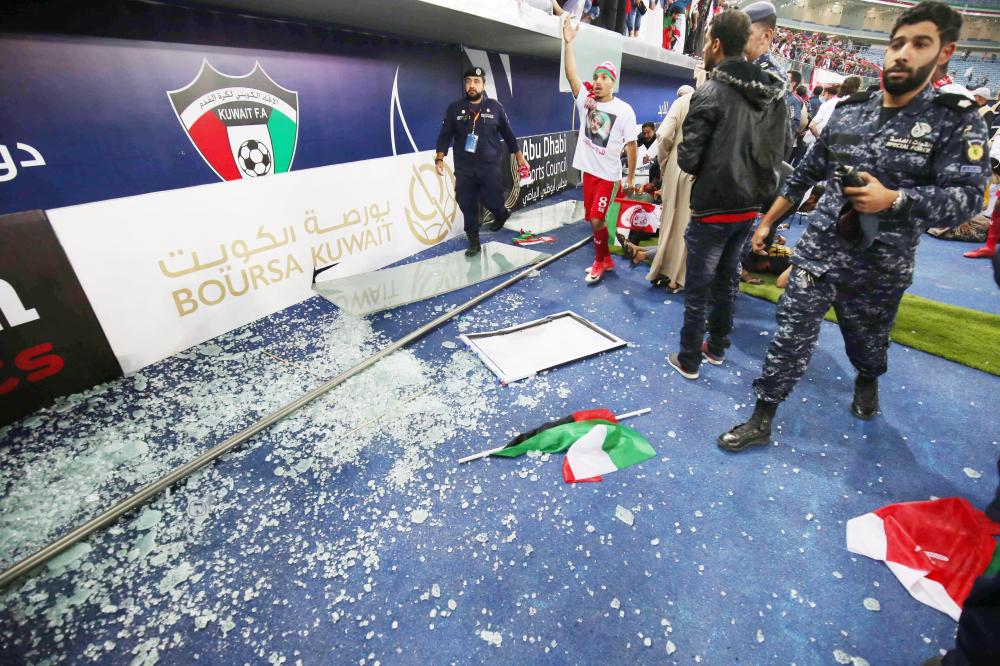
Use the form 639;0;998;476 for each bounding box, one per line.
744;1;776;23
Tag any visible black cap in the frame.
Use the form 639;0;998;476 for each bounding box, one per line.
744;1;776;23
463;66;486;80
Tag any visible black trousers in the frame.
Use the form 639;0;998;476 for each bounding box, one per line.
944;572;1000;664
455;166;509;235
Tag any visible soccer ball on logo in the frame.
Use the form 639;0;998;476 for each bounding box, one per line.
237;139;272;177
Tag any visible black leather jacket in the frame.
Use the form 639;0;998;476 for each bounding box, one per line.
678;57;788;219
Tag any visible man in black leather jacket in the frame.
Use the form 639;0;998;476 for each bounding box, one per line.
666;8;788;380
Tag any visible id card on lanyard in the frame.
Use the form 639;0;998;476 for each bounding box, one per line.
464;109;481;153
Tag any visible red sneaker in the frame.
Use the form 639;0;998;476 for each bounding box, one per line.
584;260;606;284
603;255;615;271
701;341;724;365
963;246;997;258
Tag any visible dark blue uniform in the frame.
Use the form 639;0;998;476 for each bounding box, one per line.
752;85;989;404
436;96;519;235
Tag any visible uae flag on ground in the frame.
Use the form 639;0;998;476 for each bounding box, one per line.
491;409;655;483
846;497;1000;620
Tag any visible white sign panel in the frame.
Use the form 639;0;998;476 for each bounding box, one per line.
48;150;462;373
811;67;846;90
460;311;628;384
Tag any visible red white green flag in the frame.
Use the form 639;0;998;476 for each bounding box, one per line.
491;409;655;483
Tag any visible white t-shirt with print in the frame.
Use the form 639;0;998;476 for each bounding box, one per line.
572;88;637;182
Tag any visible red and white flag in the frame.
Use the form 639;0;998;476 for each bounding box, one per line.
846;497;1000;620
610;198;660;233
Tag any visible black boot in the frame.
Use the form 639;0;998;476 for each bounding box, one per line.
717;399;778;452
851;375;878;420
483;211;510;232
464;233;481;257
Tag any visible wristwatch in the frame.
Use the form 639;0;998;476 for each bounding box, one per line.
890;190;907;214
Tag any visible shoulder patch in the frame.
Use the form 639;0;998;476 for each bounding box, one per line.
838;91;875;106
934;93;978;112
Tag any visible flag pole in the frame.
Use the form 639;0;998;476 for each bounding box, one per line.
613;407;651;420
0;237;594;591
457;407;651;464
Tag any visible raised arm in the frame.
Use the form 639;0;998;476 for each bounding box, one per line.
562;14;582;98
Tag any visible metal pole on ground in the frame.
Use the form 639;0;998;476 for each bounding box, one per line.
0;235;592;589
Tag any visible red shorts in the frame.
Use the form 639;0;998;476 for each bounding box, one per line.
583;172;616;222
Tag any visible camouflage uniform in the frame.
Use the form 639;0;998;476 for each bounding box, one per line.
752;85;989;404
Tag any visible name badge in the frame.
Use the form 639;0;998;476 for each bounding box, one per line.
464;133;479;153
885;136;932;154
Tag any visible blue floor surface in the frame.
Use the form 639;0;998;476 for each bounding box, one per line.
783;212;1000;315
1;195;998;665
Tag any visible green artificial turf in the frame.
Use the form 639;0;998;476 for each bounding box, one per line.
739;272;1000;377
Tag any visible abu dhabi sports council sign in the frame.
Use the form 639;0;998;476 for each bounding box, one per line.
500;131;580;213
47;151;462;374
168;61;299;181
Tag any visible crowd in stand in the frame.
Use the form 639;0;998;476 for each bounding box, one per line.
526;0;998;87
773;27;883;77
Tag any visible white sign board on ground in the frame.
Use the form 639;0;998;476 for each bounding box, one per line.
460;311;628;384
48;151;463;373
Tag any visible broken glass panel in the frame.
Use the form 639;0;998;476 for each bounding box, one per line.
506;200;585;234
312;242;547;316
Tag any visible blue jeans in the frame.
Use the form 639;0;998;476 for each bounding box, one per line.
678;219;755;369
625;7;643;31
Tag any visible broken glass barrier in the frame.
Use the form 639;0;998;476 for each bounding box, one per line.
507;200;585;234
313;241;548;316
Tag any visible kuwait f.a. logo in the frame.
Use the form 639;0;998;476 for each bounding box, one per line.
168;60;298;181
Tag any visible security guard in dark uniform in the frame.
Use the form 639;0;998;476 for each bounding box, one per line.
435;67;529;256
718;1;989;451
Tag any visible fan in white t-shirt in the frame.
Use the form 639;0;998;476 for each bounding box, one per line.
562;14;638;284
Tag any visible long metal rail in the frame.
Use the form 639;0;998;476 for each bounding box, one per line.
0;236;591;589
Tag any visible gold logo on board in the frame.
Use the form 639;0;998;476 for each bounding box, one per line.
405;162;458;245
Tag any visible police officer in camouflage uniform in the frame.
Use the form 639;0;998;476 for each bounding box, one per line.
718;1;988;452
743;2;794;158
